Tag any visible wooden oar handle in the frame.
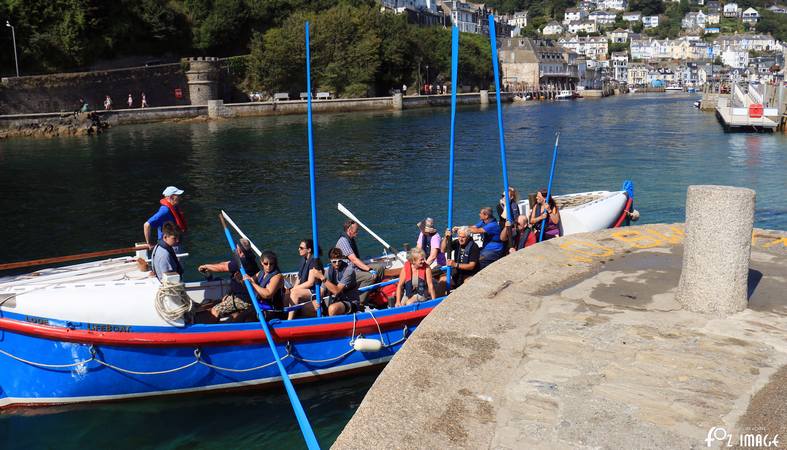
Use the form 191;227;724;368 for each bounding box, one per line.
0;246;148;272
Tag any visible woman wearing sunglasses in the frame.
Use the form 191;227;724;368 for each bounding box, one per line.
287;239;322;320
243;250;285;318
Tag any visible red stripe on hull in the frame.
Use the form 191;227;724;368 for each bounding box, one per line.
0;308;433;347
612;197;633;228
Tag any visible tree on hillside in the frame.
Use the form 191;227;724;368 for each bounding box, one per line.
629;0;664;17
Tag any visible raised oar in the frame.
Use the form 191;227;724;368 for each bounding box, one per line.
446;25;459;293
337;203;406;264
218;214;320;450
488;15;513;225
0;245;148;271
305;21;322;317
220;210;262;257
539;132;560;243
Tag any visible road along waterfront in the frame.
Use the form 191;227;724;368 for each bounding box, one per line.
0;93;785;448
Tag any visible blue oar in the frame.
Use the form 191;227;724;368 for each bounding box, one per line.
539;132;560;242
446;25;459;293
305;21;322;317
488;16;512;225
218;215;320;450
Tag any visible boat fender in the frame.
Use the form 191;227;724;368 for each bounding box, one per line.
353;338;383;353
629;209;640;221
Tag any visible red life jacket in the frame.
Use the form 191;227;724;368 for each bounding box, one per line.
403;262;428;299
160;198;187;233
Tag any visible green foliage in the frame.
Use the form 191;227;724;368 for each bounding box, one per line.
631;21;644;33
608;41;630;55
756;10;787;42
246;4;493;97
629;0;664;17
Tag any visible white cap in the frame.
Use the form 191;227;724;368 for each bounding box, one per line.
162;186;184;196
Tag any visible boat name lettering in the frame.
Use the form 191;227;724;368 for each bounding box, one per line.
87;323;132;333
25;316;50;326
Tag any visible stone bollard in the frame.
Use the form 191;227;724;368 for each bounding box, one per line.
392;93;403;111
207;99;224;119
676;185;755;315
480;90;489;105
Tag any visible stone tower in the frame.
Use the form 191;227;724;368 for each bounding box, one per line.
185;57;220;105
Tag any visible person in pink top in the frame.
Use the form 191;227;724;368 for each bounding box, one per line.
416;217;446;268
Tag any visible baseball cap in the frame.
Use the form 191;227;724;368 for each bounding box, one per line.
162;186;184;196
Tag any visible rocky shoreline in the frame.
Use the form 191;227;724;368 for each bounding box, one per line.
0;112;109;140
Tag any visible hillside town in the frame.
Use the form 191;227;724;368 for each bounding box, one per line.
381;0;787;90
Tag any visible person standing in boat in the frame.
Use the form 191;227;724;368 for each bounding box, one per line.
197;238;259;323
395;247;436;307
416;217;446;269
335;219;384;306
150;222;183;282
528;188;561;241
440;226;480;289
465;206;505;269
144;186;187;253
310;248;361;316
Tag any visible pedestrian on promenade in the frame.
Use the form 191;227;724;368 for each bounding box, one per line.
127;93;133;108
141;92;148;108
103;95;112;110
402;83;407;95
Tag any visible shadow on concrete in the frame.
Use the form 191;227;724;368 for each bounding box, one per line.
747;268;763;300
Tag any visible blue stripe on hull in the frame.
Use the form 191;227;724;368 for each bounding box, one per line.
0;324;409;406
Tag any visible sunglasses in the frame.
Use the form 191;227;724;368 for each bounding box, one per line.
298;246;307;250
330;259;345;264
261;261;271;266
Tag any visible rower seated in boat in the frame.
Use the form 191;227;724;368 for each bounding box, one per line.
336;219;385;307
242;251;285;319
500;215;531;253
395;248;436;307
286;238;322;320
310;248;361;316
441;226;480;289
150;222;184;282
196;238;259;323
416;217;445;269
529;189;561;241
465;206;505;269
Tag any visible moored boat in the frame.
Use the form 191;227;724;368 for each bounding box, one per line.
0;182;636;409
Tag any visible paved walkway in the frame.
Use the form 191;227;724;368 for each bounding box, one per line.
333;224;787;449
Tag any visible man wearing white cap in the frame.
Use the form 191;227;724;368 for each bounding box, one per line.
144;186;187;252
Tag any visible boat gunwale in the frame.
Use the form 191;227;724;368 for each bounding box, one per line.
0;299;441;347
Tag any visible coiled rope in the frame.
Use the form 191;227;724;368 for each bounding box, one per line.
154;279;194;324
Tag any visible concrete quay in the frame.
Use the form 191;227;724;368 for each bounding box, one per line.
333;223;787;449
0;92;513;139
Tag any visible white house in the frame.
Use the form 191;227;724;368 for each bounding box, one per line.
542;21;565;35
767;5;787;14
599;0;628;11
722;47;749;68
563;8;587;25
723;2;740;18
627;62;650;85
705;11;721;24
508;10;529;27
682;11;706;29
558;36;609;59
611;52;629;81
642;15;660;28
623;11;642;21
589;10;617;26
608;28;630;43
741;7;760;24
567;20;599;34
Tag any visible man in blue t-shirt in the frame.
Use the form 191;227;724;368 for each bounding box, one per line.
466;206;505;269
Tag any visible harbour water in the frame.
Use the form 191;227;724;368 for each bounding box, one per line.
1;93;786;448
